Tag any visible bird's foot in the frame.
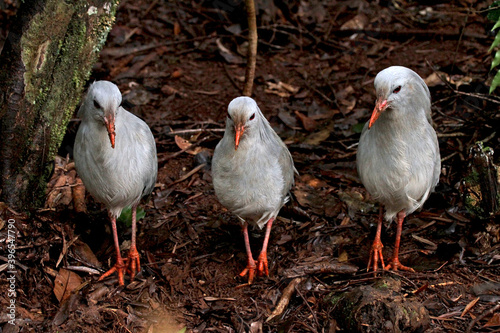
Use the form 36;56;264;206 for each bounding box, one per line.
98;256;127;286
256;251;269;277
239;257;257;284
385;257;415;272
125;246;141;280
367;239;385;272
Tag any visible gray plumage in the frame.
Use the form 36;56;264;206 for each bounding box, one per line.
74;81;157;218
357;66;441;221
212;96;296;229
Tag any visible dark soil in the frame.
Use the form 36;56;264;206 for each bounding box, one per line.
1;1;500;332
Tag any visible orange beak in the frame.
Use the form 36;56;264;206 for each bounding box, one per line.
368;98;388;129
104;115;116;148
234;123;245;150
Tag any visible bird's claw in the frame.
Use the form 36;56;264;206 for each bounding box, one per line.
367;240;385;272
239;260;257;284
98;247;141;286
385;258;415;272
99;257;126;286
125;247;141;280
256;251;268;277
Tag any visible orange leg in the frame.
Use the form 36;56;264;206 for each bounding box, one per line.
385;210;414;272
126;203;141;280
98;214;126;285
367;206;385;271
239;222;257;284
256;218;274;277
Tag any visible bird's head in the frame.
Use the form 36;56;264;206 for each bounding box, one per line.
226;96;261;150
79;81;122;148
369;66;430;129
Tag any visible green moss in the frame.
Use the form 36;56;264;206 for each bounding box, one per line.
21;0;75;104
15;0;119;209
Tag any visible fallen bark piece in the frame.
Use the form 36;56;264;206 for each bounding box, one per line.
266;277;303;322
282;259;358;278
325;278;429;332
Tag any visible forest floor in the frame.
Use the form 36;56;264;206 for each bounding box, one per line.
1;0;500;332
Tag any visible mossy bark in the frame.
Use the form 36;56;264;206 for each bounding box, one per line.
324;278;430;333
0;0;118;211
462;142;500;219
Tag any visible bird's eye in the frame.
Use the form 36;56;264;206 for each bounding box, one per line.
393;86;401;94
249;113;255;120
93;100;101;109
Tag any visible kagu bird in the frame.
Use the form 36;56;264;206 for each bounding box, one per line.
212;97;296;284
74;81;157;285
356;66;441;272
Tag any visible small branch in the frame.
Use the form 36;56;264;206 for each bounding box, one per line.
169;163;206;187
243;0;257;96
166;128;224;135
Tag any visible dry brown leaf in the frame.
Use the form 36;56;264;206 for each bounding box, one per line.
303;128;331;145
294;111;317;131
72;176;87;213
484;313;500;327
171;69;182;79
461;297;479;317
72;240;101;268
53;268;82;303
174;135;202;155
265;81;300;97
161;85;187;97
173;21;181;36
46;173;69;209
340;13;369;30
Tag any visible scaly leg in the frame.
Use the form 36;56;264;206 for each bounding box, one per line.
256;218;274;277
239;222;257;284
126;203;141;280
385;210;414;272
367;206;385;271
99;214;126;285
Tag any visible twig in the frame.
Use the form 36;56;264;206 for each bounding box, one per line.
0;255;28;270
100;36;218;58
295;286;319;332
166;128;224;135
243;0;257;96
169;164;206;187
427;60;500;105
452;1;473;73
64;265;101;275
222;63;242;93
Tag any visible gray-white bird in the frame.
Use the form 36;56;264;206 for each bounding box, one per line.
212;96;296;284
74;81;157;285
357;66;440;272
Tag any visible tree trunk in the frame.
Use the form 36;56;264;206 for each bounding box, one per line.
0;0;118;211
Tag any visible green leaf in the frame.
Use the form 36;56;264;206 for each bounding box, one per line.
493;20;500;31
488;1;500;22
490;32;500;52
489;70;500;94
176;328;186;333
492;50;500;70
117;206;146;227
352;122;366;134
